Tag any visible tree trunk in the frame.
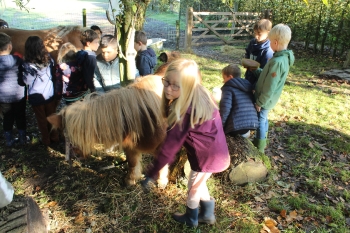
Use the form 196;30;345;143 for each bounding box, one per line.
313;4;323;53
168;135;268;185
332;0;348;57
116;0;150;85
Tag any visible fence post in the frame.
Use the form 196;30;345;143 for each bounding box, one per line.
185;7;193;53
262;9;272;20
82;8;86;27
176;20;180;50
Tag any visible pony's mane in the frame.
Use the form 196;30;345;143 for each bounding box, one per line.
61;75;164;155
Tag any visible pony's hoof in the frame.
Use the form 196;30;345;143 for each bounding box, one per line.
124;178;136;186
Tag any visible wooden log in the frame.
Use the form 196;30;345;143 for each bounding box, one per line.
0;196;48;233
168;135;268;185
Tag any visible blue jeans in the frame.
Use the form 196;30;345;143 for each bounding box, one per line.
256;108;269;139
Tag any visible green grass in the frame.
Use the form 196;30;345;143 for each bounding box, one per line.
146;10;186;29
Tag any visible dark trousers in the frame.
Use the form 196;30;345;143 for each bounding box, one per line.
2;98;26;131
32;100;59;146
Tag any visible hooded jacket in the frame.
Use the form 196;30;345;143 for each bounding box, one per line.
94;54;140;92
55;50;89;100
77;50;96;92
254;50;295;110
219;78;258;134
19;58;54;106
147;107;230;179
0;171;14;208
136;48;157;76
245;38;274;85
0;55;25;103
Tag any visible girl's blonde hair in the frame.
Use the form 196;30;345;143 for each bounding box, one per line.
162;58;217;128
57;42;77;64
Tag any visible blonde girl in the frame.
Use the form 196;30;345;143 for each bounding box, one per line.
142;59;230;227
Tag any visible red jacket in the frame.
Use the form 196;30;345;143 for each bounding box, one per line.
147;107;230;179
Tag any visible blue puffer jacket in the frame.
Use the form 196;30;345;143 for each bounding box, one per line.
0;55;25;103
219;78;258;134
245;38;274;85
136;48;157;76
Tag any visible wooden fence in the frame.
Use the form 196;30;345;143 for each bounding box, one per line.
185;7;260;51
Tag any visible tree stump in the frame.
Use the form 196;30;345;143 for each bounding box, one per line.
168;135;268;185
0;196;48;233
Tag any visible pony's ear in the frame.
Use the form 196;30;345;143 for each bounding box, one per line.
47;114;63;129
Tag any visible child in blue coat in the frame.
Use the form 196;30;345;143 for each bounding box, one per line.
219;64;258;138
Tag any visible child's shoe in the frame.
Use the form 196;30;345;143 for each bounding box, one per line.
4;131;14;147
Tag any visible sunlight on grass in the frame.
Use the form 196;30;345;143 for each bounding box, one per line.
146;10;186;29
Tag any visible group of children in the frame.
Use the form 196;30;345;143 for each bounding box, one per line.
219;19;294;153
1;20;294;228
0;25;157;147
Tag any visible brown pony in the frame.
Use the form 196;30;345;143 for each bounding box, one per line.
0;25;84;62
47;75;169;186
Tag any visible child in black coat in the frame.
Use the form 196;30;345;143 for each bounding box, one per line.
219;64;258;138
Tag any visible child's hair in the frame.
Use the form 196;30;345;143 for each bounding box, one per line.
268;23;292;46
100;35;118;49
0;19;8;29
90;25;102;35
57;42;77;64
222;64;241;78
24;36;50;65
134;31;147;45
0;32;11;52
162;58;217;128
80;29;99;46
253;19;272;32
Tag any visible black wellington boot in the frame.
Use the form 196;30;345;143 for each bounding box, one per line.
198;197;216;224
172;206;198;227
4;130;14;147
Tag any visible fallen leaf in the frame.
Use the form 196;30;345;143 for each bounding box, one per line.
74;212;84;224
262;217;280;233
45;201;57;207
326;216;333;223
280;209;287;218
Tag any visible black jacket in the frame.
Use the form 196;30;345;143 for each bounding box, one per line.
219;78;258;134
135;48;157;76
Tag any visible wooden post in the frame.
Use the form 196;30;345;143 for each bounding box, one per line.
176;20;180;50
262;9;272;20
185;7;193;53
82;8;86;27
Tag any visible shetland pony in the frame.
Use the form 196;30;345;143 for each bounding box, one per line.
0;26;84;62
47;75;168;186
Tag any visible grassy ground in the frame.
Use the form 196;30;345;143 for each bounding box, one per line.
1;47;349;232
146;10;185;29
